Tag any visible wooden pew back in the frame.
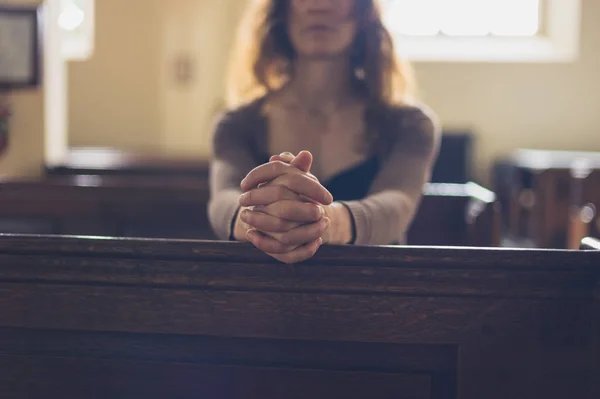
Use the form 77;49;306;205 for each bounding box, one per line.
568;168;600;248
0;175;214;239
496;149;600;248
0;235;598;399
0;178;500;247
408;183;499;247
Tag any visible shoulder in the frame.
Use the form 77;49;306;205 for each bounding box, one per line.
378;101;442;154
386;102;441;139
211;97;266;148
213;97;265;134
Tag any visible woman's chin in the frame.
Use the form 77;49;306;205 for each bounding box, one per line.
298;47;346;60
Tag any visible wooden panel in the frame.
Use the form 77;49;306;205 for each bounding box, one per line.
1;354;431;399
0;235;598;398
0;328;451;399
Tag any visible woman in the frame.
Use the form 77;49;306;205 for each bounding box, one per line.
209;0;440;264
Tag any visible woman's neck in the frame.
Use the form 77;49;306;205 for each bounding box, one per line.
287;57;355;112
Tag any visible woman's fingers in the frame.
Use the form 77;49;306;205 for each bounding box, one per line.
269;151;312;174
241;161;289;191
240;161;331;201
242;170;332;205
277;173;332;204
247;199;324;222
246;228;297;254
290;150;312;173
239;208;300;233
266;217;330;246
247;229;323;264
269;152;295;163
269;237;323;264
239;185;302;207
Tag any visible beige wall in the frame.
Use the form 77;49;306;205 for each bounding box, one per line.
68;0;163;152
416;0;600;181
68;0;244;157
66;0;600;182
0;0;44;177
159;0;244;157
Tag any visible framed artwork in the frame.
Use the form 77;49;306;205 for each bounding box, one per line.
0;6;42;89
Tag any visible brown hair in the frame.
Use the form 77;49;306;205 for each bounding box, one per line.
226;0;416;109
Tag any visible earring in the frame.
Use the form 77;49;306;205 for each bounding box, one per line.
354;67;366;80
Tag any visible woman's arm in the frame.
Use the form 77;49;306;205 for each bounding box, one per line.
209;109;332;246
332;106;442;245
208;109;260;241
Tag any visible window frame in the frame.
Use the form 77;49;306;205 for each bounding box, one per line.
384;0;582;63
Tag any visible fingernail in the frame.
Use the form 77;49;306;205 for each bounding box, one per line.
318;237;323;245
318;205;324;216
324;217;331;228
239;193;248;203
246;229;255;240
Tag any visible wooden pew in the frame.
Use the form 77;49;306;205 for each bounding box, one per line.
494;149;600;248
0;234;598;399
45;147;210;179
0;175;215;239
568;167;600;248
0;177;499;247
49;135;472;183
408;182;500;247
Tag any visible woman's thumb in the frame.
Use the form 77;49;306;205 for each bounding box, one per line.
291;150;312;173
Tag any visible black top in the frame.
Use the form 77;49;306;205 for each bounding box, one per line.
262;155;380;202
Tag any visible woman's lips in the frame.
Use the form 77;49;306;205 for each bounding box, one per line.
304;24;334;32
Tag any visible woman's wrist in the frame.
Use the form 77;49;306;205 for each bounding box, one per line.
323;202;353;245
232;206;251;241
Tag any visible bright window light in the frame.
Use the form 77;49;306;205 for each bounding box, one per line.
59;0;94;60
380;0;581;62
58;0;85;32
382;0;541;37
382;0;443;36
488;0;540;36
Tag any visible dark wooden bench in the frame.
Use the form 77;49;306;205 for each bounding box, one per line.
45;147;211;179
569;166;600;248
408;182;499;247
494;149;600;248
0;177;499;247
0;175;215;239
0;234;598;398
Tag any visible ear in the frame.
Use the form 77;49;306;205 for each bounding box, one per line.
291;150;312;173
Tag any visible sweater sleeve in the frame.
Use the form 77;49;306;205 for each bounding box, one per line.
208;109;260;240
339;105;442;245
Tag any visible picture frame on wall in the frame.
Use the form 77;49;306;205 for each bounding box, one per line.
0;6;42;90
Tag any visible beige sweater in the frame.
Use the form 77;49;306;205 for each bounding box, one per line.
208;97;441;245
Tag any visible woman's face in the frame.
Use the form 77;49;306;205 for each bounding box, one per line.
288;0;357;59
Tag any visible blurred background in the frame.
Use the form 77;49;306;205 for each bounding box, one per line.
1;0;598;249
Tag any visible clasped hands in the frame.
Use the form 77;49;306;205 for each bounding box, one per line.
236;150;333;264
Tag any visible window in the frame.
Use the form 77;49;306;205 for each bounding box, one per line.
59;0;94;60
381;0;582;62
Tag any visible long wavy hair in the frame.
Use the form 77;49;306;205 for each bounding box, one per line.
225;0;416;110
